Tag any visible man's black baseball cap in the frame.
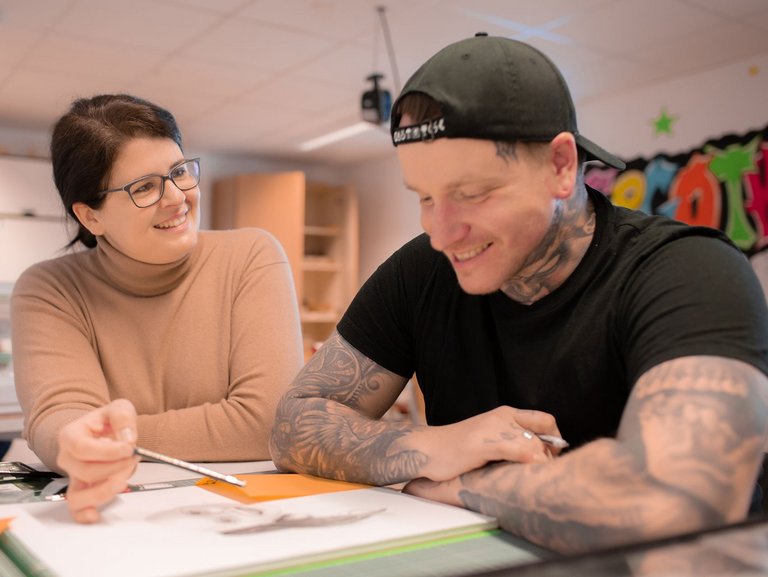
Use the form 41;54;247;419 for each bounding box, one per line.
391;33;625;170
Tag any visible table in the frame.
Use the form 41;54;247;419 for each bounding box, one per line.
2;454;766;577
0;458;550;577
477;515;768;577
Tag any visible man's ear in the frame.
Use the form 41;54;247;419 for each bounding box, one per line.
72;202;105;237
549;132;578;199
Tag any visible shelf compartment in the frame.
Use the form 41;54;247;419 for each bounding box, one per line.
301;311;339;323
302;259;342;272
304;225;340;237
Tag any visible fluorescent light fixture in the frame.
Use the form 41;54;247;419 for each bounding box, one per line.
299;122;375;151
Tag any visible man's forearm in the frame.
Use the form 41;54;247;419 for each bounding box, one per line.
270;395;428;485
269;331;428;485
413;357;768;554
451;438;724;553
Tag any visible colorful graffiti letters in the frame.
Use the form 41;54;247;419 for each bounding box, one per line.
585;127;768;254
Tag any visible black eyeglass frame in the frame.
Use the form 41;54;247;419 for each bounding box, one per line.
97;157;201;208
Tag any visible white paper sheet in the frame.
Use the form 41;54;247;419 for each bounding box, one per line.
0;485;498;577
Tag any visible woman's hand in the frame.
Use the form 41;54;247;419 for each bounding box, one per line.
56;399;139;523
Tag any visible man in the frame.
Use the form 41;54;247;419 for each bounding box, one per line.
270;33;768;554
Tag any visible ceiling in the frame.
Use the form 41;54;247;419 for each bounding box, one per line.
1;0;767;166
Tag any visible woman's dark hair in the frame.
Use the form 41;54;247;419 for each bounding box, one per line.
50;94;183;248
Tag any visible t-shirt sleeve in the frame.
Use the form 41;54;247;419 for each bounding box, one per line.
619;235;768;382
338;234;436;378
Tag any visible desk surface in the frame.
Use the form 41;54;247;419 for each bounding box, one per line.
4;454;764;577
483;515;768;577
0;447;768;577
0;457;548;577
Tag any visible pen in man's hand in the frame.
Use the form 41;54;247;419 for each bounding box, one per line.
133;447;246;487
524;430;569;449
536;434;569;449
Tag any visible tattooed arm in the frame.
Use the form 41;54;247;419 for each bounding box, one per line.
270;331;557;485
404;356;768;553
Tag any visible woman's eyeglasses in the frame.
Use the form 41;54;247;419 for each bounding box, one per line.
98;158;201;208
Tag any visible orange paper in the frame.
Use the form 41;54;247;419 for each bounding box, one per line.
0;517;13;533
197;473;370;504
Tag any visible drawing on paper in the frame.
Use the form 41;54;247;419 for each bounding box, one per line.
147;502;386;535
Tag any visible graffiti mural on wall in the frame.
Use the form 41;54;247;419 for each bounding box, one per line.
584;125;768;256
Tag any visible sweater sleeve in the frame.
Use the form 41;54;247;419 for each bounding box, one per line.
11;261;112;470
133;230;304;462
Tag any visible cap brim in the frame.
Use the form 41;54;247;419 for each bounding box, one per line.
576;134;625;170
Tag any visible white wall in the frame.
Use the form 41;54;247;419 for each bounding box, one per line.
0;156;71;283
0;126;50;160
341;153;421;284
577;51;768;161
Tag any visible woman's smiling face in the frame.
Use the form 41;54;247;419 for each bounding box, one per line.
75;137;200;264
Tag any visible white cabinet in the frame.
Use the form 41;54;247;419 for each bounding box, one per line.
0;156;71;283
0;218;72;282
0;156;63;217
0;156;72;434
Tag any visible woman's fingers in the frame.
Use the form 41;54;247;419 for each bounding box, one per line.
58;454;138;485
56;400;140;523
66;475;130;524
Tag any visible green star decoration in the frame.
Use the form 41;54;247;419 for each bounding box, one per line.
651;108;677;137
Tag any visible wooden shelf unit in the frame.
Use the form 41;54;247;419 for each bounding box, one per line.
212;172;358;359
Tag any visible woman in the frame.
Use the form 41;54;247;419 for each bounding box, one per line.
10;94;303;522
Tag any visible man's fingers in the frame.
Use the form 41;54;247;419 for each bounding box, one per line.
511;408;560;437
403;477;438;496
492;436;549;465
403;477;462;507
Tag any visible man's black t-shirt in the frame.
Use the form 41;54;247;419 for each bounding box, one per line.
338;187;768;448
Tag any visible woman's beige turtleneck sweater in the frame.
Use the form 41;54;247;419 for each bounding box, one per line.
10;228;303;471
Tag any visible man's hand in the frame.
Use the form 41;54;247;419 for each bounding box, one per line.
416;406;563;481
402;476;463;506
56;399;139;523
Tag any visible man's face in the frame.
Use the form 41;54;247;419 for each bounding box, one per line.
397;136;562;295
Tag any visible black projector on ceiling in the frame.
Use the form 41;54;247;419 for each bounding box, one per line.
361;73;392;125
